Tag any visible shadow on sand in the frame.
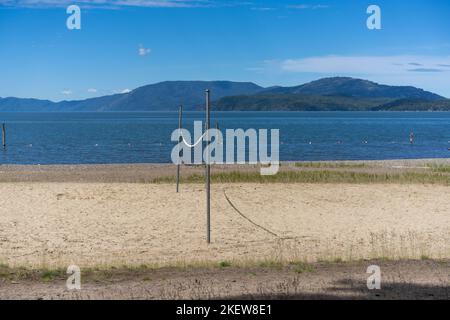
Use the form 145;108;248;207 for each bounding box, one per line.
225;279;450;300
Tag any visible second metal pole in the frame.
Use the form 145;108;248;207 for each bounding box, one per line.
176;106;183;193
205;90;211;244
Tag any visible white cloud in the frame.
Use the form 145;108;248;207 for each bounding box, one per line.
276;55;450;75
61;90;72;95
87;88;98;93
112;88;132;94
0;0;215;9
138;46;151;56
251;7;276;11
287;4;330;10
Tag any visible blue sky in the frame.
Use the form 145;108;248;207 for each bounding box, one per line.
1;0;450;101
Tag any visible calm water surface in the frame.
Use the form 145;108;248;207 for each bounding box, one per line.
0;112;449;164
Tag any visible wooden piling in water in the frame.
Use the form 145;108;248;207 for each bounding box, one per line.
2;123;5;149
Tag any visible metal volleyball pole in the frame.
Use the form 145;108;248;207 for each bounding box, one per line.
205;90;211;244
176;105;183;193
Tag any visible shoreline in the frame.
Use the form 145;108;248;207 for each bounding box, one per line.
2;158;449;167
1;110;450;112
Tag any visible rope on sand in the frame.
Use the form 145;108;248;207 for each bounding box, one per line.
223;189;280;238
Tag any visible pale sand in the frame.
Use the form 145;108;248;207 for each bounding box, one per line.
0;182;449;268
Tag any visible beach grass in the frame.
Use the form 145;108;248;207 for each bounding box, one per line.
294;162;367;168
1;255;447;283
427;164;450;173
154;170;450;185
291;262;315;274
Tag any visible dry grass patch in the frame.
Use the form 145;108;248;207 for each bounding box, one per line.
154;170;450;185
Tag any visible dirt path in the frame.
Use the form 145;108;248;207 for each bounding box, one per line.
0;260;448;300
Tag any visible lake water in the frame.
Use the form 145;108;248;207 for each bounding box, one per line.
0;112;449;164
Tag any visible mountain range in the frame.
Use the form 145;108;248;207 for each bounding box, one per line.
215;77;450;111
1;77;449;112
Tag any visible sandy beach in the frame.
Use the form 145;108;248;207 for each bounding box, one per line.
0;160;449;269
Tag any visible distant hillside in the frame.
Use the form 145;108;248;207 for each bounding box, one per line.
1;77;448;112
215;94;391;111
80;81;263;111
0;97;56;111
215;77;449;111
0;81;263;112
262;77;444;101
373;98;450;111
